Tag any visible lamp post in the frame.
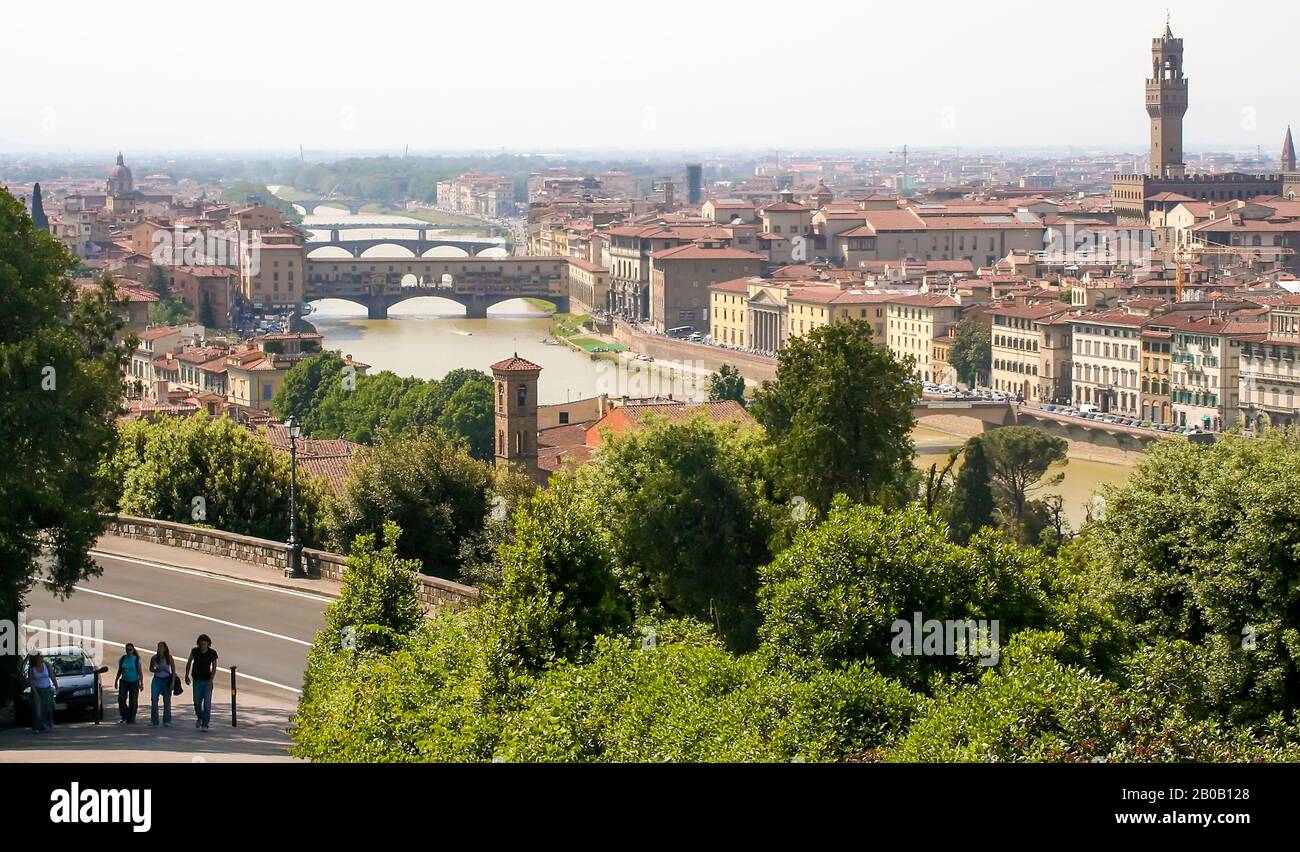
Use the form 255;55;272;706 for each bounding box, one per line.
285;418;305;578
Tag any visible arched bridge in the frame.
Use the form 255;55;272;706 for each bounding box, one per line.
305;255;570;319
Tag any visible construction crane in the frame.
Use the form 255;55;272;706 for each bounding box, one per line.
1169;238;1295;301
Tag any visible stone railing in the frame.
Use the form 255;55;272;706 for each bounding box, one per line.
103;515;479;613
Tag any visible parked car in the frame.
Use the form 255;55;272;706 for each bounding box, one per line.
13;645;106;725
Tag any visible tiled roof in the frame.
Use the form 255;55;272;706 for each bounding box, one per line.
490;354;543;372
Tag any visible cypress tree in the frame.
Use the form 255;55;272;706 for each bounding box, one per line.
946;435;996;544
30;182;48;231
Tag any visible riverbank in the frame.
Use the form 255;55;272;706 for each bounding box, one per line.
916;413;1145;467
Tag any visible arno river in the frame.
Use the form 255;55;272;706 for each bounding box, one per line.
309;299;1131;528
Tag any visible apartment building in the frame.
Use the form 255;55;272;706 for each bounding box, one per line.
1068;312;1146;415
989;303;1073;402
1139;324;1174;424
648;243;763;334
1239;297;1300;430
1168;314;1263;431
887;294;963;382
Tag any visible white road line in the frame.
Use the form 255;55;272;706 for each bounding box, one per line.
89;551;335;604
21;625;302;694
42;580;313;647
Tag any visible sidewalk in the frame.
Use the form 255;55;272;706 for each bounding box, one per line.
91;535;343;599
0;689;299;763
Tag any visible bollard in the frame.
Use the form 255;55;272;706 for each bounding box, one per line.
230;665;237;727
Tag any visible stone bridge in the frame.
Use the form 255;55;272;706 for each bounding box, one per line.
913;398;1166;452
290;198;370;216
304;255;570;319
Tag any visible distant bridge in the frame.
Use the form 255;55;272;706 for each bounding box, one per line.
913;398;1167;451
304;255;570;319
305;226;506;259
290;198;369;216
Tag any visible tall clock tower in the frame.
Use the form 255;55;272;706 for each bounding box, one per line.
1147;20;1188;178
490;354;542;483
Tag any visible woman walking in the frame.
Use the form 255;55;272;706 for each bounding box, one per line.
149;641;176;727
27;652;57;733
115;643;144;723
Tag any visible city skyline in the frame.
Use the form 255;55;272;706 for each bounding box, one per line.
2;0;1296;153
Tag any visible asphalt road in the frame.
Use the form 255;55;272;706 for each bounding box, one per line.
21;552;332;701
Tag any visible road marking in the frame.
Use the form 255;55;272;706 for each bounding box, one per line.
89;551;335;604
42;580;313;647
21;624;302;694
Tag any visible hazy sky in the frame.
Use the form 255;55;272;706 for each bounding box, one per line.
2;0;1296;155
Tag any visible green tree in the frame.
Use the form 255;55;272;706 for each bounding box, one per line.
1;190;130;701
948;318;991;387
487;475;631;673
103;415;326;544
272;351;347;430
979;426;1067;522
577;416;777;650
326;430;493;579
750;319;916;510
758;501;1052;689
945;436;996;544
707;363;746;403
1085;431;1300;722
29;183;48;231
435;377;494;461
320;521;424;653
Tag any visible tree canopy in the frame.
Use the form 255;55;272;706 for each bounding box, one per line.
751;319;916;510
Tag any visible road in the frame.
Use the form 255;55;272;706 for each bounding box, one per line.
22;552;330;697
2;551;332;761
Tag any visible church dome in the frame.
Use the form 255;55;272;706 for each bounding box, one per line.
107;152;134;195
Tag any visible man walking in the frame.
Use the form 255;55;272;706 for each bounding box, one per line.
185;634;219;730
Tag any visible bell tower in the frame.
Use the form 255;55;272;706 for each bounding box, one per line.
490;354;542;482
1147;18;1188;178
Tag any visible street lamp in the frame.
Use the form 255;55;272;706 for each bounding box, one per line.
285;417;304;578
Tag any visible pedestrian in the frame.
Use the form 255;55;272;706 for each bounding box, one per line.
115;643;143;723
149;641;176;727
185;634;218;730
27;652;57;733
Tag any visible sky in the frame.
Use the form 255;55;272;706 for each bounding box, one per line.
1;0;1297;155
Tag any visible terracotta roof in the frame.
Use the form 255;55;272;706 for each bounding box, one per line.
490;354;542;373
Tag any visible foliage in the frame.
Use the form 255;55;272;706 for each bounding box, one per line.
885;631;1300;762
326;430;493;579
321;521;424;653
751;319;916;510
948;318;991;387
0;190;130;700
102;415;326;545
486;475;631;673
707;363;746;403
758;501;1059;689
1084;431;1300;723
273;355;494;457
497;634;919;762
577;416;778;650
945;436;996;544
978;426;1067;521
219;180;302;223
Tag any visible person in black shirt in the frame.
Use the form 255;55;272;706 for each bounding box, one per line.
185;634;219;730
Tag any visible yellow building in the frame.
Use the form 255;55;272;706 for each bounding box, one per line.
786;285;890;342
887;294;963;382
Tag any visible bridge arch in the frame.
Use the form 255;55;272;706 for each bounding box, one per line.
474;246;510;258
359;243;416;258
422;245;470;258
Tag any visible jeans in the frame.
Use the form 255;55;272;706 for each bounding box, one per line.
150;676;172;724
31;686;55;732
192;679;213;727
118;680;141;722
